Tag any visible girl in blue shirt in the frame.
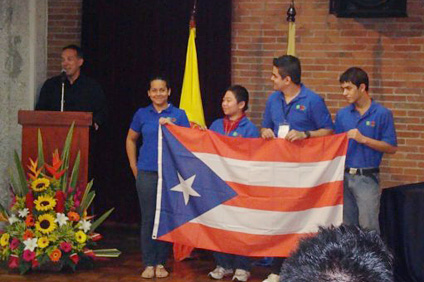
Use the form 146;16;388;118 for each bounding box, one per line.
208;85;259;282
126;77;190;279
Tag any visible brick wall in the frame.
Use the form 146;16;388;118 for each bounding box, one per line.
47;0;82;77
232;0;424;188
47;0;424;188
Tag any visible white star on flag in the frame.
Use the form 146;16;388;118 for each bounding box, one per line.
170;173;200;205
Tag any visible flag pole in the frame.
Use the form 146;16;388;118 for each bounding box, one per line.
287;1;296;56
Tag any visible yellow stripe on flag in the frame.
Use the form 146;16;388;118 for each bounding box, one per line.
180;27;205;127
287;22;296;56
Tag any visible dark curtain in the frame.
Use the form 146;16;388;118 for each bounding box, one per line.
380;182;424;282
81;0;231;222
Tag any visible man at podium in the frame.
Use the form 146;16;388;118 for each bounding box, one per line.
35;44;108;130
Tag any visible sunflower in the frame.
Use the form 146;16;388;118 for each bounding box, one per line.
37;237;49;248
31;178;50;192
34;195;56;211
35;214;57;234
0;233;10;247
75;231;87;243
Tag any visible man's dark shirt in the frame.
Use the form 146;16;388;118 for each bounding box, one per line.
35;74;108;126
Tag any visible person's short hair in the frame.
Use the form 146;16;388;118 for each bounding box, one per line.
280;225;394;282
226;84;249;112
62;44;84;59
272;55;301;85
148;76;171;90
339;67;369;91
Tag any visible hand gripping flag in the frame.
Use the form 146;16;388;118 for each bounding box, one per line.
153;125;348;257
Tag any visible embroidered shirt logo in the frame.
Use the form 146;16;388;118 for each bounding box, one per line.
296;104;306;111
366;121;376;127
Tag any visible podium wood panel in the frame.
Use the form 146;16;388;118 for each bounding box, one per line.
18;110;92;188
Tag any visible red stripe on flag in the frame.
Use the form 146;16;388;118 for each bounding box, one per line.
224;181;343;212
159;222;315;257
165;125;347;163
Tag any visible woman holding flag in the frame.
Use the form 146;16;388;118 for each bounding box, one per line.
126;76;190;279
208;85;259;282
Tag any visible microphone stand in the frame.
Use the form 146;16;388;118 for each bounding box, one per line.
60;71;66;112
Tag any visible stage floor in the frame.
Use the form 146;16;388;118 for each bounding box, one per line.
0;224;272;281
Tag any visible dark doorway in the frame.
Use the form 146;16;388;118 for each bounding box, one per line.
81;0;232;223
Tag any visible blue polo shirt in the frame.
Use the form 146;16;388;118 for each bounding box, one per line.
210;116;260;138
261;84;334;135
130;103;190;171
335;100;397;168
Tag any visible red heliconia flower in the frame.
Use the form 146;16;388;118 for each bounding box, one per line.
90;233;103;242
8;255;19;269
69;253;79;264
25;191;34;211
55;191;65;213
45;150;67;179
83;249;96;259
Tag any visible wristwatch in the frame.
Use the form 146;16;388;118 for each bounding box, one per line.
304;131;311;139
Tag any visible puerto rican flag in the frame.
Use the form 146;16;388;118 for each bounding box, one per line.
153;125;348;257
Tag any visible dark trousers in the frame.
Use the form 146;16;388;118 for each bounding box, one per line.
213;251;251;271
136;170;171;266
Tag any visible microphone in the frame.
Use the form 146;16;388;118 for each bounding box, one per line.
61;70;67;83
60;70;66;111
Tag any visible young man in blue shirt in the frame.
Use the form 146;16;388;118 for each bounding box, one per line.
335;67;397;234
260;55;334;282
261;55;333;141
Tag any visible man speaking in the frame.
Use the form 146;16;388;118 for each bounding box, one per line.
35;44;107;130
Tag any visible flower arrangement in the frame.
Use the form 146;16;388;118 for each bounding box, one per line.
0;125;120;274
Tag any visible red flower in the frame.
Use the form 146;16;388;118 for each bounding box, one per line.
23;230;34;240
23;250;36;262
49;248;62;262
70;253;79;264
55;191;65;213
8;254;19;269
45;150;66;179
32;258;39;268
90;233;103;242
10;238;20;250
60;242;72;253
25;214;35;227
67;211;80;222
25;192;34;210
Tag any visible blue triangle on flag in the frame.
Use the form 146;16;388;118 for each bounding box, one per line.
156;126;237;238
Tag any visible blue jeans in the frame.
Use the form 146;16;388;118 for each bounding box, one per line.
136;171;171;266
213;252;251;271
343;172;381;233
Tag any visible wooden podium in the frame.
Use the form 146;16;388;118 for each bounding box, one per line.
18;110;92;187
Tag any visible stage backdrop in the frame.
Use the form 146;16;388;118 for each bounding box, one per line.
81;0;231;222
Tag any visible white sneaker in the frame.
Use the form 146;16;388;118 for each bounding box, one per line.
232;269;250;281
208;266;234;280
262;273;280;282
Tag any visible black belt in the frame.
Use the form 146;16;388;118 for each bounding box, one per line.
345;167;379;175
